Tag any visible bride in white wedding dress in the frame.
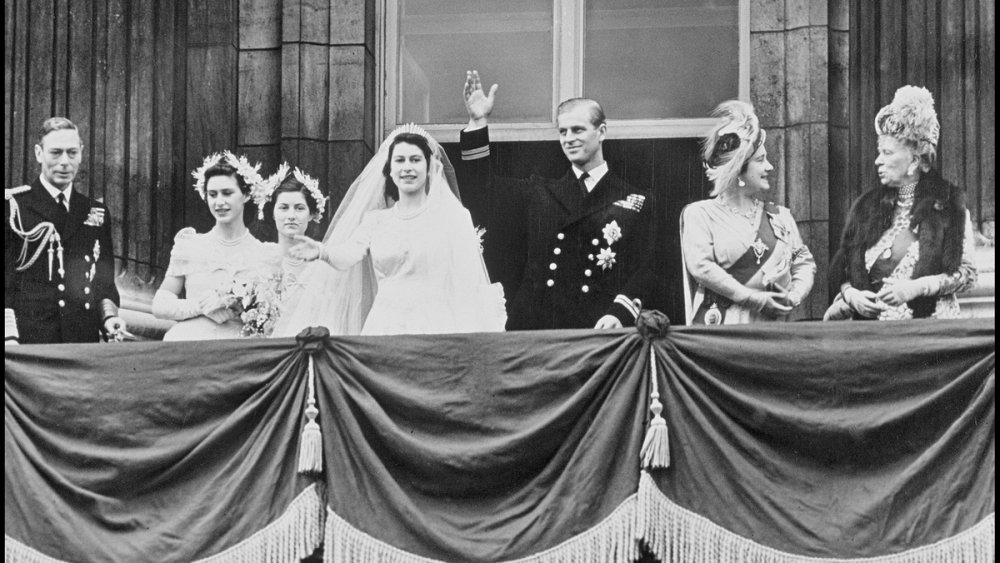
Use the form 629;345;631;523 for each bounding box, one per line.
271;124;506;337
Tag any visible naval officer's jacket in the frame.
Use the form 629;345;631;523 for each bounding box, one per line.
5;179;120;343
456;126;661;330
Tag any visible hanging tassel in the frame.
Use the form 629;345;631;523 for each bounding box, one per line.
640;347;670;469
297;355;323;474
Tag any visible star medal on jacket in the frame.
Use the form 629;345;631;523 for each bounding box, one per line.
86;240;100;282
751;237;769;264
596;221;622;271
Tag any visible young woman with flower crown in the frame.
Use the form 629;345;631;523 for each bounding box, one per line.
251;164;328;292
152;152;276;341
270;124;506;337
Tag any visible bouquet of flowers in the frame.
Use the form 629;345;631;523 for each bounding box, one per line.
221;273;285;338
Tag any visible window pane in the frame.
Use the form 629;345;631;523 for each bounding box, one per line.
397;0;554;125
584;0;739;119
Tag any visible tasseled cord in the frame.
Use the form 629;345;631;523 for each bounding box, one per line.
640;346;670;469
297;355;323;474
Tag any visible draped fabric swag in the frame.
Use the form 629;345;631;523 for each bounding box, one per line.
5;319;995;562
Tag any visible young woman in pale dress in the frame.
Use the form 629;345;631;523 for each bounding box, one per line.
152;153;274;341
273;125;506;337
252;164;328;304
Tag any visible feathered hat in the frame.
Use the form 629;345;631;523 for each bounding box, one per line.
702;100;766;196
874;85;940;158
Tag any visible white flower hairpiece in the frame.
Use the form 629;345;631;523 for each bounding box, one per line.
252;162;290;219
190;151;265;200
252;163;328;223
292;167;328;223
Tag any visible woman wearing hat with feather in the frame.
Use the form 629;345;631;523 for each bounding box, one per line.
826;86;977;321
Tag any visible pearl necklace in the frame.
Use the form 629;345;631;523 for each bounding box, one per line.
896;182;916;208
213;229;251;246
720;197;761;224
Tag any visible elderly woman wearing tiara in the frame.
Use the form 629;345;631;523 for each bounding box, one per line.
152;152;276;341
825;86;977;321
680;101;815;325
272;124;506;337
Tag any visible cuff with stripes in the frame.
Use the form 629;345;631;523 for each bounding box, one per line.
608;295;642;326
5;308;19;342
460;126;490;160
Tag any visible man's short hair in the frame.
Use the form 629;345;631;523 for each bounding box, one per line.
38;117;79;145
556;98;606;128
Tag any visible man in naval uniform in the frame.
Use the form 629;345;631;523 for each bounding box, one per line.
5;117;125;344
457;71;662;330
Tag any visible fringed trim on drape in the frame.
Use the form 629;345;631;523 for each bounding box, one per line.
324;495;642;563
324;508;447;563
193;483;326;563
637;472;996;563
4;537;69;563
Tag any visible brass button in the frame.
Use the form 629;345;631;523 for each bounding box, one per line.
57;284;65;291
553;248;561;255
588;254;594;260
557;233;565;240
592;239;599;246
546;279;555;287
581;285;590;293
58;299;66;307
84;287;91;294
584;269;592;277
549;263;557;271
84;302;91;310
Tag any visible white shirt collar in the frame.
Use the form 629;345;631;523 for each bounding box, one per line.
573;162;609;193
39;175;73;206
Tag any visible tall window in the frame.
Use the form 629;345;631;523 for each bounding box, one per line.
383;0;747;141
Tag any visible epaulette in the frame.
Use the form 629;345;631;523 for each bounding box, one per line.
5;185;30;200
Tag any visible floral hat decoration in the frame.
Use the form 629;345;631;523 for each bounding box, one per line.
875;85;940;158
252;162;328;223
701;100;766;196
191;151;265;200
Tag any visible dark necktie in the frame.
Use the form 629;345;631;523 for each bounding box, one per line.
578;172;590;196
55;192;68;229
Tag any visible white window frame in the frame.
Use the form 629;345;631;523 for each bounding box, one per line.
379;0;749;143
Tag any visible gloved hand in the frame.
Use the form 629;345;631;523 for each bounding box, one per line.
743;290;793;317
151;290;202;321
877;276;941;307
842;286;887;318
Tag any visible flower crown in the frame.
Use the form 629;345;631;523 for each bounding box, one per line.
191;151;265;200
252;163;328;223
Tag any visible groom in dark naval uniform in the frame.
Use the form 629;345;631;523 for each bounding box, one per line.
457;71;661;330
5;117;124;344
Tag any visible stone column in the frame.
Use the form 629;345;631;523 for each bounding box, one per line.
750;0;833;319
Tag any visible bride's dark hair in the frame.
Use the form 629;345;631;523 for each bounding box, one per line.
382;133;433;201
